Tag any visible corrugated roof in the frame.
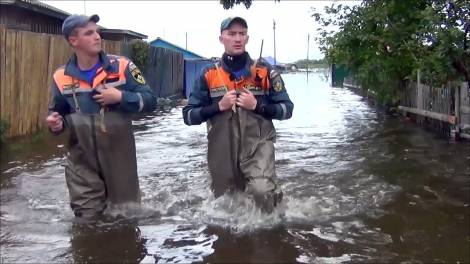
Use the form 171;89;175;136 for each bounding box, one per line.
100;29;148;39
1;0;70;19
149;37;206;59
2;1;148;39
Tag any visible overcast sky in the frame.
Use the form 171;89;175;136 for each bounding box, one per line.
42;0;359;63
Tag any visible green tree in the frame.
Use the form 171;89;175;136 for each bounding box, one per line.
295;58;327;69
313;0;469;105
130;40;149;72
220;0;279;9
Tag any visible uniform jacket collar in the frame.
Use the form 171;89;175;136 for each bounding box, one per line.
220;52;254;80
64;51;114;80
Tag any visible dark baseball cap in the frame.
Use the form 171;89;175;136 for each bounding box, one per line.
220;17;248;33
62;14;100;40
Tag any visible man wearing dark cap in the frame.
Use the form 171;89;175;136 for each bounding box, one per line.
46;14;157;218
182;17;294;213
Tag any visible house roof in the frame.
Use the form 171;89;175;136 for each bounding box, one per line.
100;29;148;39
149;37;206;59
1;0;70;19
1;1;148;39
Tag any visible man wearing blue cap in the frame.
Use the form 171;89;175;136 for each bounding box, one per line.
46;14;157;218
182;17;294;213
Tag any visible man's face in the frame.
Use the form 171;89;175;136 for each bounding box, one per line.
68;22;101;55
219;23;249;56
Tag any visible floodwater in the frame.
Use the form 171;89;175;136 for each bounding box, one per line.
1;70;469;263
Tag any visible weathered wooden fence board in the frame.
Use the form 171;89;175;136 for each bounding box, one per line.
0;27;122;138
145;47;183;98
400;80;470;139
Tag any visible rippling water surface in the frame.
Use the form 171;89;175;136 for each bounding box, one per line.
1;71;469;263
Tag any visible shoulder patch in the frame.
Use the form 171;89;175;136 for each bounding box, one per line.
128;62;146;85
271;71;284;93
273;80;283;92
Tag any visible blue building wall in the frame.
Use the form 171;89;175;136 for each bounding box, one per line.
184;59;212;98
148;37;211;98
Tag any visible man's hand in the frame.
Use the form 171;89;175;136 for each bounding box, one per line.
92;84;122;106
236;87;257;110
46;112;63;132
218;90;237;111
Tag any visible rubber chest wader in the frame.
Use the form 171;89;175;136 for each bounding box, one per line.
59;76;140;218
207;62;282;213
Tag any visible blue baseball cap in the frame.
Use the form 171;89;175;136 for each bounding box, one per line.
220;17;248;33
62;14;100;40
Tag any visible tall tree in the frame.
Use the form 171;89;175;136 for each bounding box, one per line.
220;0;279;9
313;0;469;105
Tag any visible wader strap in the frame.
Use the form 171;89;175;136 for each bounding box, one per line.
215;62;236;113
98;81;108;133
100;106;107;133
71;78;81;112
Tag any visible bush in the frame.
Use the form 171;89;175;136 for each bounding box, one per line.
0;119;10;143
131;40;149;72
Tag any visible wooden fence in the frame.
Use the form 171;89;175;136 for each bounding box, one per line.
343;75;470;140
145;46;183;98
399;81;470;139
0;27;122;138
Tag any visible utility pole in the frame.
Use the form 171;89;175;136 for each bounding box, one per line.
307;33;310;80
185;32;188;50
259;39;264;59
83;0;86;15
273;19;276;66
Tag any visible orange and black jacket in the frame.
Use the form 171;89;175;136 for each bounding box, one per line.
182;53;293;125
49;51;156;118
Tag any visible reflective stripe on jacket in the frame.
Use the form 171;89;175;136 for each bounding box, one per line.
48;51;157;217
182;55;293;126
49;51;156;116
182;53;293;211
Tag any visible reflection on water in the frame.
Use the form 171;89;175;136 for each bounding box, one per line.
70;219;146;263
1;71;469;263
